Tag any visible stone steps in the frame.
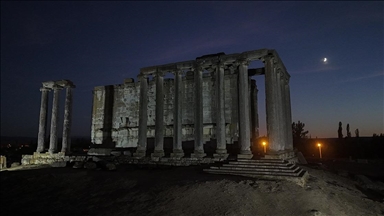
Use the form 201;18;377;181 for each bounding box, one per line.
204;158;308;186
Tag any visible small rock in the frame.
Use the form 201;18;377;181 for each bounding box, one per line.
85;161;97;170
73;161;84;169
105;162;116;171
11;162;20;168
50;161;67;167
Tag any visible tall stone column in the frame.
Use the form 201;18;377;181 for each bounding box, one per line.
285;77;293;150
251;80;259;141
264;56;284;152
152;71;165;158
214;62;228;158
36;87;50;153
192;63;206;158
48;86;62;154
277;70;287;150
134;73;148;158
237;59;252;158
61;86;74;153
171;69;184;158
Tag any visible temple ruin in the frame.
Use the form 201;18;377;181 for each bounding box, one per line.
90;49;294;160
36;80;75;154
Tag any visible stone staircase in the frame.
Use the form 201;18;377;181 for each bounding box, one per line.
204;158;309;186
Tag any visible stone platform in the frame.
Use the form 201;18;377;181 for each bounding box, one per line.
204;158;308;187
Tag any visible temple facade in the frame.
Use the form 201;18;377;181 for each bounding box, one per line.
89;49;293;159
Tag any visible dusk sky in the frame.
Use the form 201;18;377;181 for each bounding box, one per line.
1;1;383;138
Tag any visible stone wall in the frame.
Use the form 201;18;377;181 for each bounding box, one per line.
91;72;257;148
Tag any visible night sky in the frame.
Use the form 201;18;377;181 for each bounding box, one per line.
1;1;383;138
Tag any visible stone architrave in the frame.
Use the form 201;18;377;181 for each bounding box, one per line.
134;73;148;158
214;62;228;158
37;87;50;153
61;86;74;153
237;59;252;158
48;86;62;154
152;71;165;158
191;63;206;158
171;69;184;158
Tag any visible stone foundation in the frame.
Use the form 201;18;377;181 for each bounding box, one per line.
264;150;298;164
21;152;226;167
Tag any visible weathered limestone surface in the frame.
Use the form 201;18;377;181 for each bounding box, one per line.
91;70;247;148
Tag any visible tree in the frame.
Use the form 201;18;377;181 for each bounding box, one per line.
346;124;351;138
292;121;309;139
338;122;343;139
355;128;359;138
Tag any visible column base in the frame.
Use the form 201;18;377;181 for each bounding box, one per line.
36;147;44;153
133;149;146;158
238;149;253;159
264;150;297;163
151;150;165;158
213;153;229;159
191;149;206;158
170;149;184;158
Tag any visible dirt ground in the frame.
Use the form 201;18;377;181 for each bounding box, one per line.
1;162;383;216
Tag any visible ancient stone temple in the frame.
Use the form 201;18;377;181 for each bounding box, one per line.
36;80;75;154
91;49;293;160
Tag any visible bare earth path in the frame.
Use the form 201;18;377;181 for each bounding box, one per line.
1;164;383;216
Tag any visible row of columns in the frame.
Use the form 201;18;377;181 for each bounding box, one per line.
134;59;254;159
36;81;75;154
264;56;292;152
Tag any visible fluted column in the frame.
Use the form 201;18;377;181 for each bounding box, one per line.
214;62;228;158
237;59;252;158
251;80;259;141
265;56;283;152
36;87;50;152
61;86;74;153
152;71;165;158
285;77;293;150
277;70;287;150
48;86;62;154
171;69;184;158
134;73;148;158
191;63;206;158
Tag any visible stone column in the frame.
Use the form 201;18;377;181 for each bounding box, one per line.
36;87;50;153
277;70;287;151
264;56;284;152
214;62;228;158
48;86;62;154
61;86;74;153
171;69;184;158
251;80;259;141
134;73;148;158
191;63;206;158
285;76;293;150
152;71;165;158
237;59;252;158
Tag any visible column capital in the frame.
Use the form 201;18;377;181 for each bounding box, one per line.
137;73;148;80
171;69;185;76
52;85;63;91
153;70;166;78
40;87;51;92
236;58;250;66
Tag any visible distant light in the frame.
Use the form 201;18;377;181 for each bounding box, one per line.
262;142;266;146
317;143;321;147
323;58;327;62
